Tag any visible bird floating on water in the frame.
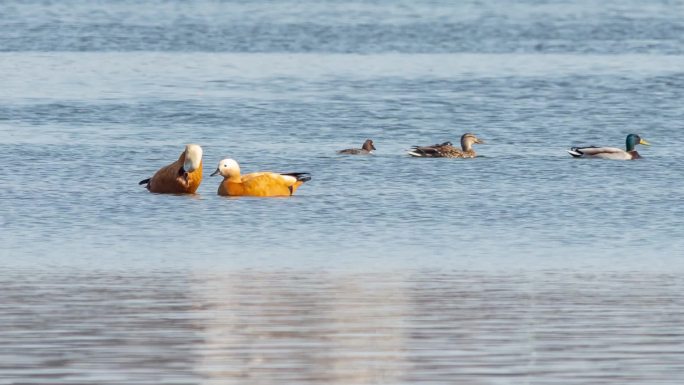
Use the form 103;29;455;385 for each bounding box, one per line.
338;139;376;155
408;133;485;158
567;134;650;160
139;144;203;194
211;158;311;197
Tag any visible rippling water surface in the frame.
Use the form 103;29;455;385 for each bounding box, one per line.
1;0;684;384
3;270;684;384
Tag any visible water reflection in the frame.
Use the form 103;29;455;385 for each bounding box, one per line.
192;271;411;384
2;269;684;384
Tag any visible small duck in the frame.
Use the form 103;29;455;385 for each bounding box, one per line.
408;133;485;158
211;158;311;197
568;134;650;160
338;139;376;155
139;144;203;194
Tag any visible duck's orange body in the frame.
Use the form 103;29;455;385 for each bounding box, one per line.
147;157;203;194
211;158;310;197
140;145;203;194
218;172;307;197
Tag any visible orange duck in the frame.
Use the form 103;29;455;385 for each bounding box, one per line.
139;144;203;194
210;158;310;197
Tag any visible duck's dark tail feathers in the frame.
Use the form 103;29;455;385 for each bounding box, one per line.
283;172;312;182
408;147;439;157
139;178;151;186
567;148;583;158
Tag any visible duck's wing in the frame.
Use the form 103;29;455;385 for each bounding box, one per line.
568;146;631;160
143;160;193;192
242;172;310;196
408;146;439;157
280;172;312;182
408;143;456;157
338;148;362;154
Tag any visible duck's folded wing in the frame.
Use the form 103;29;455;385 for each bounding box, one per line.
242;172;295;196
571;146;623;155
338;148;361;154
146;161;191;191
280;172;312;182
408;144;444;157
241;172;270;181
568;146;632;159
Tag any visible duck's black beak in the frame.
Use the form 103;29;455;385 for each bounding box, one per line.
210;168;220;177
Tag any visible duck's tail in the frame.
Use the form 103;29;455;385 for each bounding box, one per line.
139;178;151;187
282;172;312;182
567;148;583;158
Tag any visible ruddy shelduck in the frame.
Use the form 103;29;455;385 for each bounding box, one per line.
210;158;311;197
408;133;485;158
139;144;203;194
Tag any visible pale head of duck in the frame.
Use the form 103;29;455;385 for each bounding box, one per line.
183;144;203;173
362;139;376;151
211;158;241;179
460;133;485;151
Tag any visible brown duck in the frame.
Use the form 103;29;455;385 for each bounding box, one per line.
338;139;376;155
139;144;203;194
408;133;485;158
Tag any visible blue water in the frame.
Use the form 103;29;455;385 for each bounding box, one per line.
2;1;684;384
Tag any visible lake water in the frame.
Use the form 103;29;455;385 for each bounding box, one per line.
2;1;684;384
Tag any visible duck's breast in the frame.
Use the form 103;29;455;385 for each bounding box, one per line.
185;162;203;193
218;179;241;196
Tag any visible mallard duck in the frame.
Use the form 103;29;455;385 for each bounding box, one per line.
210;158;311;197
139;144;203;194
568;134;650;160
338;139;376;155
408;133;485;158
